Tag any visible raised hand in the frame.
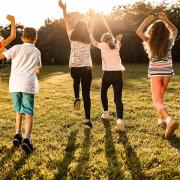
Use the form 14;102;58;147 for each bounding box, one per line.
159;12;168;20
116;34;123;42
6;15;15;22
146;15;155;23
58;0;66;10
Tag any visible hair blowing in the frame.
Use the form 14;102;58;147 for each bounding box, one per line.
101;33;116;49
147;21;170;58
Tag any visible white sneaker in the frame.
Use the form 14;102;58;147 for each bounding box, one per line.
101;111;110;119
115;119;126;132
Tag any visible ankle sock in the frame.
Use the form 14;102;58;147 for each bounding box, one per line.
24;134;31;142
165;116;171;125
16;129;22;136
117;119;124;124
85;119;90;123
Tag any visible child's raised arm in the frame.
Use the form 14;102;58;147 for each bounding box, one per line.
89;14;95;34
2;15;16;47
159;12;178;38
58;0;72;34
136;15;155;41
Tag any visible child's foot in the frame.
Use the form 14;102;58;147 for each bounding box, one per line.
13;134;22;147
21;138;33;154
165;119;179;139
101;111;110;119
74;99;81;111
157;118;166;129
115;119;127;132
84;119;93;129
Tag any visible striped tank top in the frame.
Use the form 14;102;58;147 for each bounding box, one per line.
144;38;175;78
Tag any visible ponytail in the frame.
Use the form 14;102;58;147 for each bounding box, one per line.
108;40;116;49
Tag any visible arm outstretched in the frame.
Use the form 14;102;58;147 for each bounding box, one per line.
58;0;72;34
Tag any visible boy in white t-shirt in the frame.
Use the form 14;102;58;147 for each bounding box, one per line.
0;27;42;154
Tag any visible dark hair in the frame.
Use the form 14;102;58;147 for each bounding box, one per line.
146;21;170;58
70;21;91;44
22;27;37;41
101;33;116;49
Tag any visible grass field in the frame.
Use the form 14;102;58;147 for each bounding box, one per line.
0;64;180;180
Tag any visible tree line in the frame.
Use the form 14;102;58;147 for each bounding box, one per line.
1;1;180;65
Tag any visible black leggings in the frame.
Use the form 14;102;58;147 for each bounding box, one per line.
70;67;92;120
101;71;123;119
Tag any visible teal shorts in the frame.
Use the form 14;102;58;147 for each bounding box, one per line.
11;92;35;115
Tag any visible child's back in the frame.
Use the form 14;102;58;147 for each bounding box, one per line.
4;43;41;94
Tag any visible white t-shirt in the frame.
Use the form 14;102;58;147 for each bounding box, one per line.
68;32;92;68
3;43;42;94
98;42;125;71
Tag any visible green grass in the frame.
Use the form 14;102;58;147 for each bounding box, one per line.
0;64;180;179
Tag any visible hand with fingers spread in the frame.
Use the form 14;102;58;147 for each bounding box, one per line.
159;12;168;21
6;15;15;23
58;0;66;11
146;15;155;24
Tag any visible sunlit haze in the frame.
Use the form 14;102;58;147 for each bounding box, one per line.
0;0;176;28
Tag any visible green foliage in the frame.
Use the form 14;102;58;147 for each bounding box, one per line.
1;1;180;65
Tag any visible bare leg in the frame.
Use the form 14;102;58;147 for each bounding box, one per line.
16;112;22;135
24;114;33;141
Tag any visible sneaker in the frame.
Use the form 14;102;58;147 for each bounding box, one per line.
165;119;179;139
101;111;110;119
13;134;22;147
115;119;127;132
84;120;93;129
21;138;33;154
157;119;166;129
74;99;81;111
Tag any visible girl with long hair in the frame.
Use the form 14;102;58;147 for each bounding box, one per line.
136;12;179;138
58;0;93;128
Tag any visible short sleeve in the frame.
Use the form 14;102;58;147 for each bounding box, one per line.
3;45;19;60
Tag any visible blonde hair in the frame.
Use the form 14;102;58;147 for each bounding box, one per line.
144;20;170;59
101;33;116;49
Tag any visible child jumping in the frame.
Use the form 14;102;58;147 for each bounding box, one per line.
90;30;126;132
136;12;179;138
0;15;16;52
0;27;42;153
58;0;93;128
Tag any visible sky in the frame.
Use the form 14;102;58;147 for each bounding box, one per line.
0;0;177;28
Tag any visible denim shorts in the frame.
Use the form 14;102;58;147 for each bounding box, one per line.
11;92;34;115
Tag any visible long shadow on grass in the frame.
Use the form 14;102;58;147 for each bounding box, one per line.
117;132;147;180
0;146;17;169
54;131;78;179
102;119;125;179
72;128;91;178
3;153;30;179
168;135;180;150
